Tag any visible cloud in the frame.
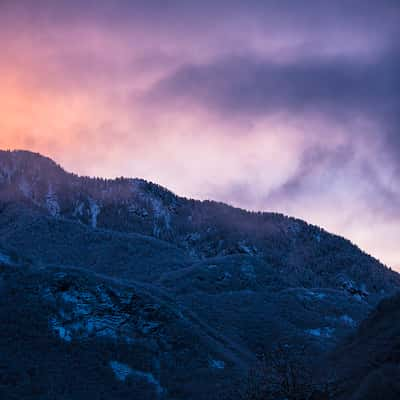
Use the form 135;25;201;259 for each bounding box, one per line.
146;50;399;122
265;144;400;217
145;48;400;174
0;0;399;267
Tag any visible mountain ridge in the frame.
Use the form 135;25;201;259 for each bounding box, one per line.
0;149;392;268
1;149;399;298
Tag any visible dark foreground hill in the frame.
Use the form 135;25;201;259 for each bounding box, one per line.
330;293;400;400
0;149;399;399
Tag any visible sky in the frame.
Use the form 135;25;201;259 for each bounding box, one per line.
0;1;399;269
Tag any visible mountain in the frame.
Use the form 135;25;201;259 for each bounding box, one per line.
0;149;399;399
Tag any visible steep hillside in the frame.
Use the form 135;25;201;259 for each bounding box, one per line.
331;293;400;400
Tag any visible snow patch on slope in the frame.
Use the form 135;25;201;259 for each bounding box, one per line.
48;287;127;342
89;199;101;228
306;327;335;339
50;319;72;342
45;185;60;217
109;361;164;395
209;359;225;370
46;281;167;345
0;252;12;265
339;314;356;327
149;196;171;237
110;361;133;381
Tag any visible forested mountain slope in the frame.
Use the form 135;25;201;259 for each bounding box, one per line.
0;149;399;399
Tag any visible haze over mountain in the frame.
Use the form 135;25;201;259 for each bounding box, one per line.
0;150;399;399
